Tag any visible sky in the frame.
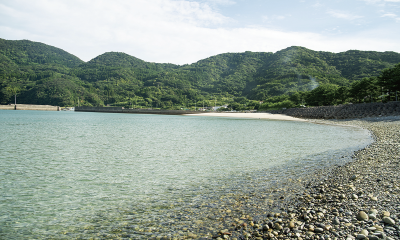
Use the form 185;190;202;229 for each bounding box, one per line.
0;0;399;65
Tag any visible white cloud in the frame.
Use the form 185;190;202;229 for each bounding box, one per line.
203;0;236;6
362;0;400;4
262;14;291;22
312;1;324;8
381;12;400;21
327;10;364;20
381;13;397;17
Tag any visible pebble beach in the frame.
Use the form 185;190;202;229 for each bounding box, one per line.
54;113;399;240
201;115;400;240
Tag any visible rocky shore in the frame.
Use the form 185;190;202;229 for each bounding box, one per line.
68;114;399;240
207;116;400;240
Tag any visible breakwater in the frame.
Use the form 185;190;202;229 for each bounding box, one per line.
75;106;198;115
0;104;60;111
268;101;400;119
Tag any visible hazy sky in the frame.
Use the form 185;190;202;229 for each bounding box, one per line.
1;0;399;64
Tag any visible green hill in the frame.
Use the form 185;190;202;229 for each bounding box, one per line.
1;39;399;108
0;38;83;67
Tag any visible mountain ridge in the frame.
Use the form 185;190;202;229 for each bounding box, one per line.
1;38;399;108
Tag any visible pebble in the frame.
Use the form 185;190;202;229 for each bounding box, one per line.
356;211;369;221
383;217;396;225
382;211;390;217
360;229;369;236
356;234;367;239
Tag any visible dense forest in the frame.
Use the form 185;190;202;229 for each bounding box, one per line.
1;38;400;110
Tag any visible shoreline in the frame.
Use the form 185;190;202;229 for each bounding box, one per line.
184;112;307;121
155;114;400;240
207;115;400;240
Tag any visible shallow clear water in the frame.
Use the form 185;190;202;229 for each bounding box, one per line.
0;110;372;238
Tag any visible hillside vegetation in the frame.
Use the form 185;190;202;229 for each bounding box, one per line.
1;38;399;110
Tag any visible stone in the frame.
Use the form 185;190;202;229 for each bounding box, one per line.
352;194;359;200
306;231;314;236
289;221;295;228
315;227;324;233
262;225;269;231
325;225;332;231
283;228;290;234
382;217;395;225
367;235;379;240
373;232;386;239
369;209;378;215
356;234;367;240
187;232;197;238
382;211;390;217
356;211;369;221
372;225;383;232
333;218;340;225
274;223;282;230
350;175;358;180
360;229;368;236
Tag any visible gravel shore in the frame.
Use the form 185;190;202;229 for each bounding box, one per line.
209;116;400;240
88;115;399;240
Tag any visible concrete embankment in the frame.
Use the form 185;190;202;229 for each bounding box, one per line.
268;101;400;119
0;105;15;110
0;104;60;111
75;106;198;115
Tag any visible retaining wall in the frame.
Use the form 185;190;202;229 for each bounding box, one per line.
0;105;15;110
267;102;400;119
0;104;60;111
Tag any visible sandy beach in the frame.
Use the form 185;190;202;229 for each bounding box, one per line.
185;112;307;121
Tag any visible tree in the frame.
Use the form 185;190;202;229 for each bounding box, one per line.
305;84;339;106
349;77;379;103
378;63;400;93
6;85;21;105
336;86;349;104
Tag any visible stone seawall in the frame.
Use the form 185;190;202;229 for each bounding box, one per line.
0;104;60;111
75;106;198;115
267;101;400;119
0;105;15;110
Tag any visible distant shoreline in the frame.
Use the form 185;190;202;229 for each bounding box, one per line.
184;112;307;121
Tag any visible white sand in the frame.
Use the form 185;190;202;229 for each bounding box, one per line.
184;112;306;121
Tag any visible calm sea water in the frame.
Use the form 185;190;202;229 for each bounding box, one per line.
0;110;372;239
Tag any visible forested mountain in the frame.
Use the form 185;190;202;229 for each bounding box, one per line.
1;38;400;109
